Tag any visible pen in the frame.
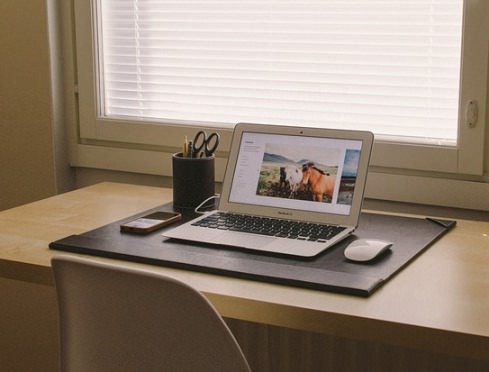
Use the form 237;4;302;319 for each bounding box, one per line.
187;140;194;158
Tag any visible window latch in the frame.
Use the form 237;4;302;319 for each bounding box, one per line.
465;100;478;128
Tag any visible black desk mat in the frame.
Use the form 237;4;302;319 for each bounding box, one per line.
49;205;455;297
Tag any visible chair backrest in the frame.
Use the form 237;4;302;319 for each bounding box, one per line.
51;255;251;372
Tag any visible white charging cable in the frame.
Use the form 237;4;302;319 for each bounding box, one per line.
194;194;220;214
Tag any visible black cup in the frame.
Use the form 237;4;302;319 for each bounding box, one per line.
172;152;215;211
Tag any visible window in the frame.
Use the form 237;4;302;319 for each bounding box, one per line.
98;0;463;142
71;1;489;206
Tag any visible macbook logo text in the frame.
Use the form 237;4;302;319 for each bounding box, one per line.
277;211;293;217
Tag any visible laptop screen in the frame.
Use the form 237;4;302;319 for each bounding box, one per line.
220;123;374;226
229;131;362;216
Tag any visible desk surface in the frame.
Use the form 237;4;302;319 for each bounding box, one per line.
1;182;488;360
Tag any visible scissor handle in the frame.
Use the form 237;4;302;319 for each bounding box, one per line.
193;131;220;157
204;132;220;156
192;131;207;154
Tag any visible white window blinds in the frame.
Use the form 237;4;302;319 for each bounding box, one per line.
96;0;463;143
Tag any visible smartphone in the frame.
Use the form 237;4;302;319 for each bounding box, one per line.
120;211;182;234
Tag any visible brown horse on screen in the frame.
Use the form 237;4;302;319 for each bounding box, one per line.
302;162;336;202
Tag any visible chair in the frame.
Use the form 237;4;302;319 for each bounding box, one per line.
51;255;251;372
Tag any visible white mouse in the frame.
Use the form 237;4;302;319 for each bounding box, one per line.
344;239;393;262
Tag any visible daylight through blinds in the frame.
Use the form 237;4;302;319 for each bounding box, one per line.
97;0;463;142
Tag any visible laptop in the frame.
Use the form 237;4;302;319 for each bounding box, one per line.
163;123;374;257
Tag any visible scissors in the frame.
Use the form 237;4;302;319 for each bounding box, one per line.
192;130;220;158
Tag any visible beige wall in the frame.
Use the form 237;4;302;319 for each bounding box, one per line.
0;0;74;211
0;1;56;210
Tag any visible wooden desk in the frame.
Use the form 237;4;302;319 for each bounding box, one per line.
1;182;488;371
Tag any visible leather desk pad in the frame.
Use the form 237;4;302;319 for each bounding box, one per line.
50;205;455;297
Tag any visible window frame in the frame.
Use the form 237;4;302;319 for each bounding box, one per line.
68;0;489;209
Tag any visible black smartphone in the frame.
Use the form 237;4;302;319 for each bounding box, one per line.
120;211;182;234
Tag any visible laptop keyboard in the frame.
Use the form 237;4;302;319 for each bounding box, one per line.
191;212;346;242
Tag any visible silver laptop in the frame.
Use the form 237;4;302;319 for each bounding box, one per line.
163;123;374;257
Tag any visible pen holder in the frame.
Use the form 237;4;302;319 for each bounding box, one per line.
172;152;215;211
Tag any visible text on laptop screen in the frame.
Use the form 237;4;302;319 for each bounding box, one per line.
228;131;364;216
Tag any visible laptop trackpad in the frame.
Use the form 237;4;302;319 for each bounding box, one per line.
214;231;324;257
216;231;276;248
